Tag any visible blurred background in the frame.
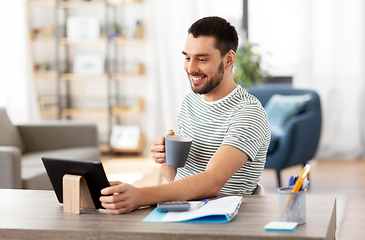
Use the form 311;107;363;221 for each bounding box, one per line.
0;1;364;239
1;0;364;159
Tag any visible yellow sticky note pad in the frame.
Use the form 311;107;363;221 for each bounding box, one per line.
264;221;298;231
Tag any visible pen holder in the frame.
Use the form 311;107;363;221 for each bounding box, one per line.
277;187;306;224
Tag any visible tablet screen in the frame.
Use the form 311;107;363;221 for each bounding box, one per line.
42;157;110;209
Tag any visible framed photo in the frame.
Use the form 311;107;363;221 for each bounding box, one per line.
73;54;104;75
67;16;100;41
110;125;141;150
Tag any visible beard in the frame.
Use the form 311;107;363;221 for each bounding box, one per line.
189;61;225;95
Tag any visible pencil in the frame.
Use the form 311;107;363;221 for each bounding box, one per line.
280;164;310;217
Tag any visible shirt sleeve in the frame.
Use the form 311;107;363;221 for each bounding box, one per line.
222;102;270;162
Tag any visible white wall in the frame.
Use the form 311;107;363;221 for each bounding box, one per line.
0;0;39;122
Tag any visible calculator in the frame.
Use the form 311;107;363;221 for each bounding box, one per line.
157;201;191;212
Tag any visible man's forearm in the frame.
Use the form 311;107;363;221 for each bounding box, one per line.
139;170;221;207
161;163;177;182
139;145;248;208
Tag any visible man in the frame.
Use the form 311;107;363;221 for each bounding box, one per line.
100;16;270;214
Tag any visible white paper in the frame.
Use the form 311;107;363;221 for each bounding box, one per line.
264;221;298;231
161;196;243;222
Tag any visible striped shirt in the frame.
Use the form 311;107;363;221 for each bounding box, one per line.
175;85;270;195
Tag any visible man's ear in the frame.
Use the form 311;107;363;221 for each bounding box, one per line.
224;50;236;70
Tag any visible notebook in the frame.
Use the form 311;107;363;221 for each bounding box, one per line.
143;196;243;223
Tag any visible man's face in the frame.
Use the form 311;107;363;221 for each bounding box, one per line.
182;35;225;95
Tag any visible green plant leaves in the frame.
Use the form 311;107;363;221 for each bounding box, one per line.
233;42;269;88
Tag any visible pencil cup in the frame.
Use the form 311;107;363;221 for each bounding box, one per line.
165;135;192;168
277;187;306;224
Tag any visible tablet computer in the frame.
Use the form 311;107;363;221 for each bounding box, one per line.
41;157;110;209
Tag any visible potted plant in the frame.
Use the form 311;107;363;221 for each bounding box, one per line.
233;42;269;88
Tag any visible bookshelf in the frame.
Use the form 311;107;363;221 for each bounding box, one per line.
28;0;146;153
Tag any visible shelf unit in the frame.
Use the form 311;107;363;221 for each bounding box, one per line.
28;0;146;153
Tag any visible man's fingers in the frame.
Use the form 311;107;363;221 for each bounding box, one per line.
109;181;122;186
154;158;166;164
101;183;124;195
104;206;132;215
99;182;140;215
151;129;174;164
151;151;166;160
100;194;126;206
101;198;132;214
154;145;165;152
152;136;165;145
106;208;125;215
151;129;174;153
100;188;130;206
166;129;175;135
150;140;165;153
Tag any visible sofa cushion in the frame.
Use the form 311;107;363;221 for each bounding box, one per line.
264;94;311;136
21;147;100;190
0;108;24;152
0;146;22;188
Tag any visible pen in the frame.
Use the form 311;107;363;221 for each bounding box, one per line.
288;176;294;188
293;175;299;185
301;177;310;191
280;164;311;217
196;199;209;209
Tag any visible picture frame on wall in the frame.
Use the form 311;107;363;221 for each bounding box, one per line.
73;54;104;75
110;125;141;150
67;16;100;41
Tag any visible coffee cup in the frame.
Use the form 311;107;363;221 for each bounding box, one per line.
165;135;192;168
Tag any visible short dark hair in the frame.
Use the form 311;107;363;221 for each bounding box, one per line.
188;16;239;57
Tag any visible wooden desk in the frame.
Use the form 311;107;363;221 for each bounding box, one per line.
0;189;336;240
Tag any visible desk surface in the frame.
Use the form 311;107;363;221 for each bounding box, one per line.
0;189;336;240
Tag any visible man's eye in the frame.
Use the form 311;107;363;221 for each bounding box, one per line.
185;57;190;61
199;58;207;62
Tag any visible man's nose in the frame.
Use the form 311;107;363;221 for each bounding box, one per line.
187;59;199;74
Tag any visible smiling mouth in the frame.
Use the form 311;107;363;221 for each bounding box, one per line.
190;75;206;84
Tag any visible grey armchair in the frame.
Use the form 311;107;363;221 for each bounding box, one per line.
0;108;100;190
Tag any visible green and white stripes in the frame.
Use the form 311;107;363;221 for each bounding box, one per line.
175;86;270;195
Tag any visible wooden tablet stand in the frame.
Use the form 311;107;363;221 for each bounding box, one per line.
62;174;96;214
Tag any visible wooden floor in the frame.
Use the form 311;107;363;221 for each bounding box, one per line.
101;156;365;240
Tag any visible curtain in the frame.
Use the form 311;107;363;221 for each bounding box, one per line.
144;0;243;143
294;0;365;159
249;0;365;159
0;0;40;123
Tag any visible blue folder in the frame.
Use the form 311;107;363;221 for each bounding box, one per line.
143;196;243;223
143;207;234;223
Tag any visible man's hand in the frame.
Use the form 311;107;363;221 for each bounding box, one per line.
150;129;175;164
100;181;142;215
150;129;177;182
99;145;248;215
